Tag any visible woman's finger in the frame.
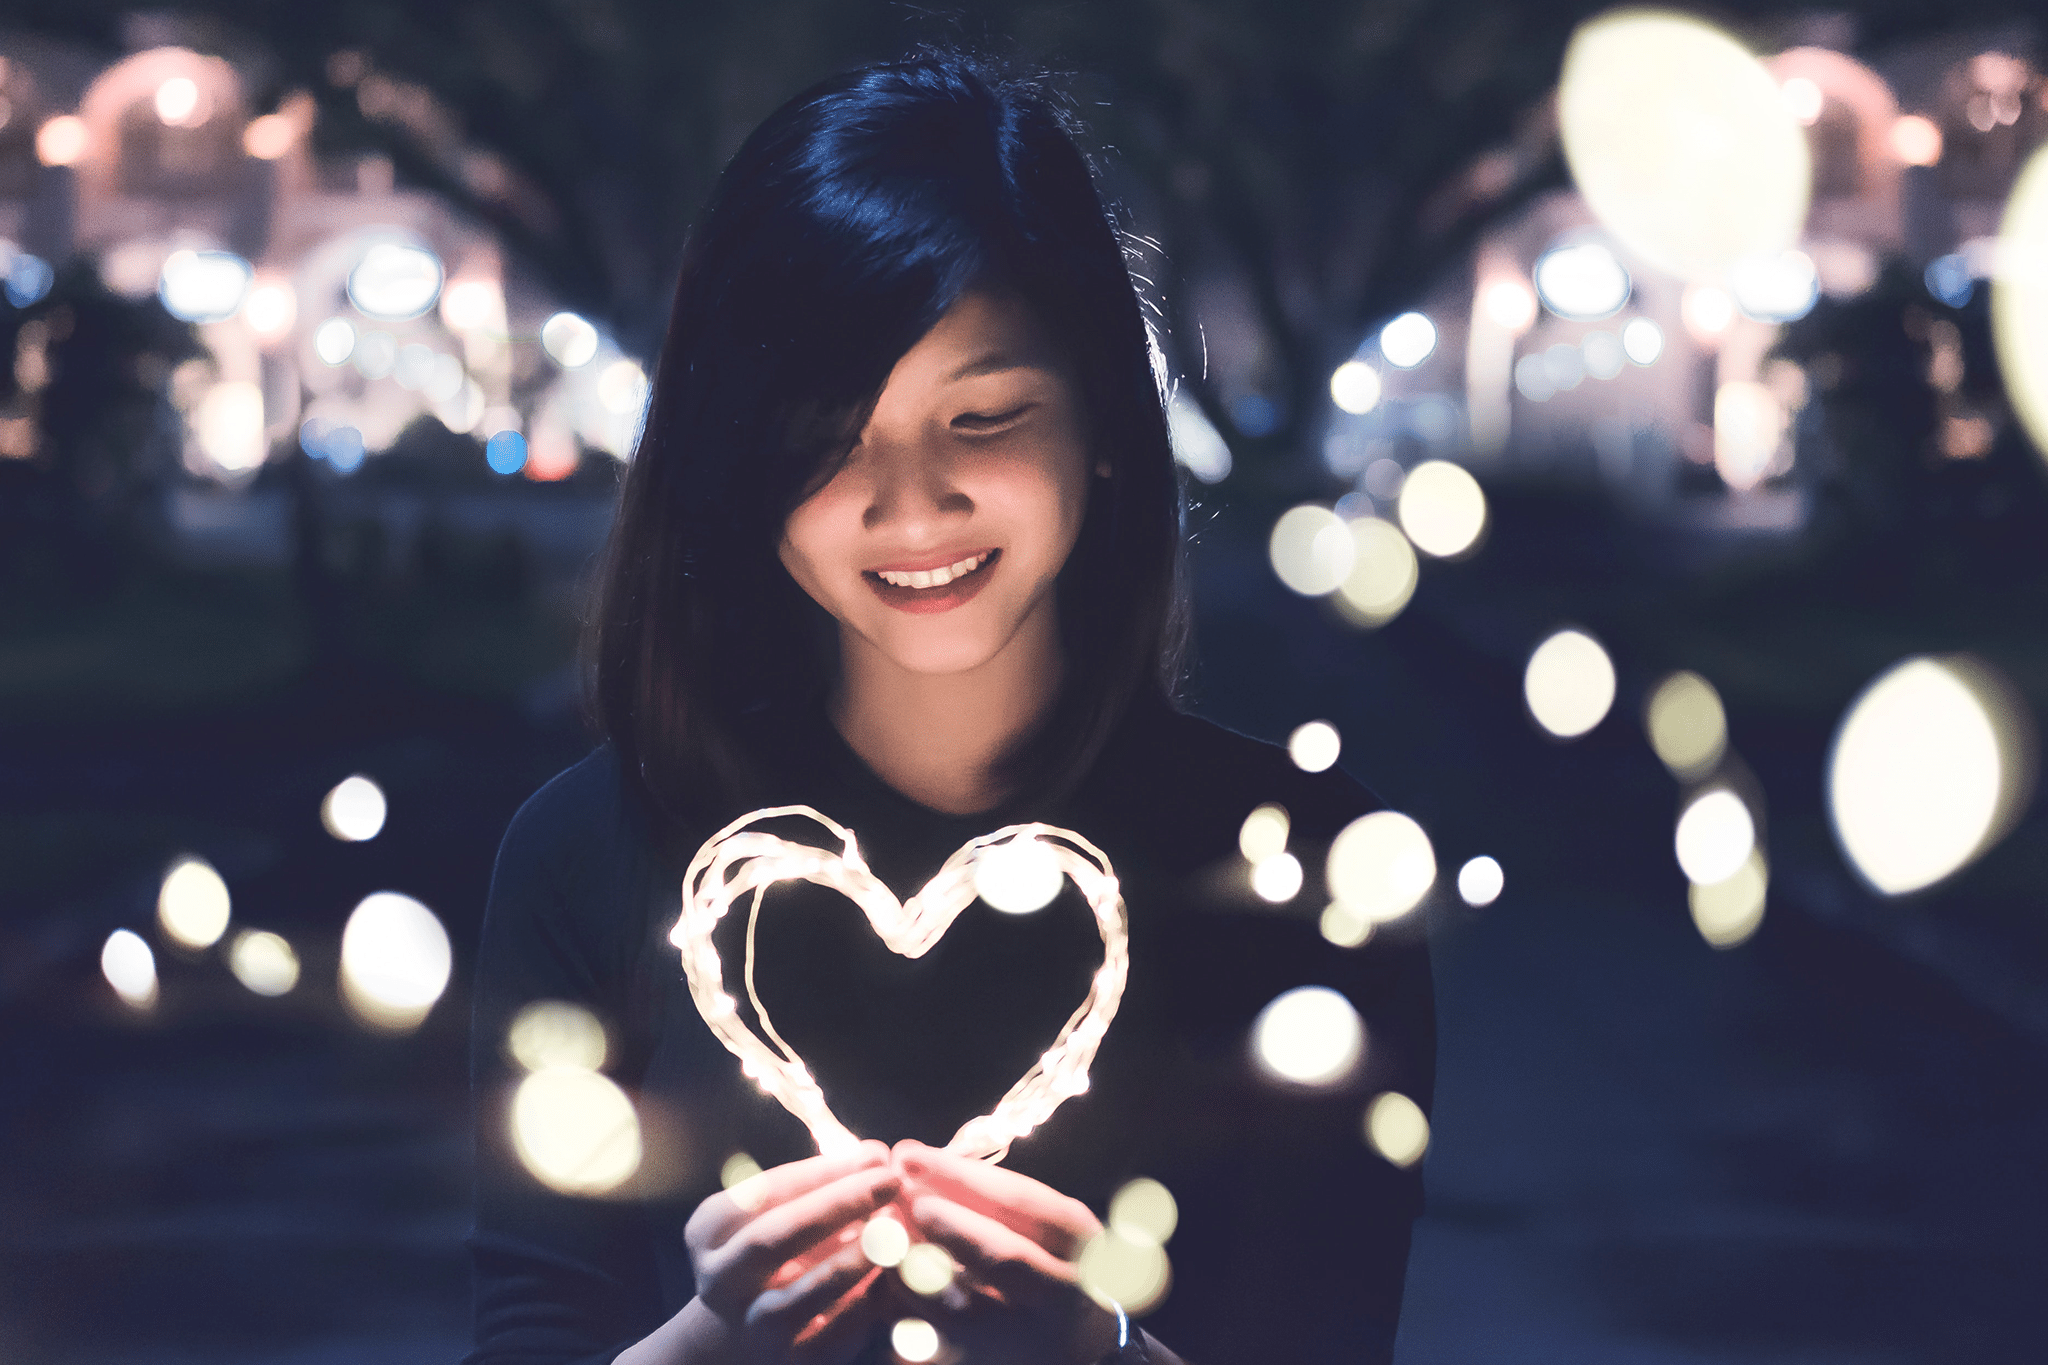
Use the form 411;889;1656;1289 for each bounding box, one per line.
744;1242;886;1359
709;1165;901;1297
690;1142;890;1251
894;1141;1098;1258
908;1191;1078;1305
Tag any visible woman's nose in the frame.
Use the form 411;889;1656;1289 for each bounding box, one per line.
860;436;972;533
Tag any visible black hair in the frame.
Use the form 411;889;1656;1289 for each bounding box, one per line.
589;52;1187;840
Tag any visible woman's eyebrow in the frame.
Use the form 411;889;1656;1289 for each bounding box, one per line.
945;351;1047;382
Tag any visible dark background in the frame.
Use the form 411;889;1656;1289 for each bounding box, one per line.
3;3;2046;1361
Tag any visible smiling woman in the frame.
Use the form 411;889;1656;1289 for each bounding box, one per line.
471;51;1432;1365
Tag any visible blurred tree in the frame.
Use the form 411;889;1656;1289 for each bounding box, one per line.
9;0;2032;466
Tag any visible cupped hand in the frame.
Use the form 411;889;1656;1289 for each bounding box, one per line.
890;1140;1122;1365
683;1141;900;1364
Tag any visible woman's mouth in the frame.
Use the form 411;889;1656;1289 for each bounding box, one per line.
863;549;999;614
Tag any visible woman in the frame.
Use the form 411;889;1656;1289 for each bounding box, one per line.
469;53;1433;1365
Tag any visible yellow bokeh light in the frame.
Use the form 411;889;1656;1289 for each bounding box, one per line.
1269;505;1353;596
511;1067;642;1196
1681;284;1736;342
242;112;299;160
158;856;231;950
339;891;451;1031
1524;629;1615;738
228;929;300;997
1889;114;1942;167
1109;1177;1178;1246
1250;852;1303;904
1829;657;2032;895
1326;811;1436;923
1482;277;1539;333
1288;720;1341;773
1238;803;1290;862
541;311;600;368
1077;1228;1172;1315
1646;671;1728;776
898;1242;957;1296
890;1317;942;1363
1330;360;1383;414
321;774;387;842
973;836;1064;914
441;278;507;333
154;76;202;127
860;1212;911;1268
1992;143;2048;470
1674;789;1756;886
508;1000;608;1073
1560;11;1810;283
1336;517;1418;627
1690;851;1768;948
1319;900;1375;948
1252;985;1364;1086
243;279;297;340
101;928;158;1009
37;115;89;167
719;1151;763;1190
1364;1091;1430;1167
1714;381;1785;491
1396;460;1487;559
194;381;266;473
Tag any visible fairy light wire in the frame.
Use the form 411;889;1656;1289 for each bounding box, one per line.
673;805;1129;1163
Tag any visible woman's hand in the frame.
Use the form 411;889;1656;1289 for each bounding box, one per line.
680;1141;901;1364
891;1140;1123;1365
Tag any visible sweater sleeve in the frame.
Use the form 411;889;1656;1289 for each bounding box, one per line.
465;759;669;1365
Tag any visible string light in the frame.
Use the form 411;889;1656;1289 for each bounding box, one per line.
674;807;1128;1163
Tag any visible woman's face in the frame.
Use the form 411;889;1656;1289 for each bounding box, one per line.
779;290;1094;678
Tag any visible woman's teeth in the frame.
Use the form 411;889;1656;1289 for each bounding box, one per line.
874;551;991;589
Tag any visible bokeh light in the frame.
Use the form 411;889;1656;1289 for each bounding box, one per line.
1582;330;1625;381
1327;810;1436;923
508;1000;608;1073
861;1212;911;1268
1239;803;1290;863
159;249;252;324
1319;900;1374;948
1269;504;1353;596
598;359;650;415
1779;75;1823;126
1482;277;1538;333
1288;720;1341;773
1534;242;1630;319
1251;852;1304;903
1714;381;1785;490
1890;114;1942;167
973;836;1064;914
441;278;506;333
1380;312;1437;368
719;1151;763;1189
485;430;529;475
511;1067;642;1196
1673;789;1755;889
1992;143;2048;469
1646;671;1728;776
158;856;231;950
1829;657;2032;895
36;115;88;167
1681;285;1736;342
1690;851;1768;948
1252;985;1364;1086
1109;1177;1178;1246
541;312;600;368
1456;856;1503;907
1077;1228;1172;1315
1622;317;1665;365
242;278;297;340
1336;518;1418;626
154;76;201;126
1396;460;1487;558
314;317;356;366
321;774;387;841
1524;629;1615;738
1364;1091;1430;1167
898;1243;956;1296
347;241;444;321
1729;249;1819;323
193;382;266;474
1330;360;1383;414
890;1317;941;1363
101;929;158;1009
243;112;298;159
1559;11;1810;284
228;930;300;997
339;891;452;1031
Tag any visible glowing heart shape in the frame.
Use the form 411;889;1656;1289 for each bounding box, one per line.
673;805;1127;1163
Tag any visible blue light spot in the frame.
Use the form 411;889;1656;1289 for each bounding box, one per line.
1231;394;1279;437
4;253;54;308
486;430;528;475
1925;254;1973;308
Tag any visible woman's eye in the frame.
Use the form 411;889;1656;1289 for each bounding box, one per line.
952;404;1032;432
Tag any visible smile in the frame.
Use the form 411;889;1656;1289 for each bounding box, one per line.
862;549;1000;615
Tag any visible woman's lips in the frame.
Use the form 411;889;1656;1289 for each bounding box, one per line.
863;548;1000;615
